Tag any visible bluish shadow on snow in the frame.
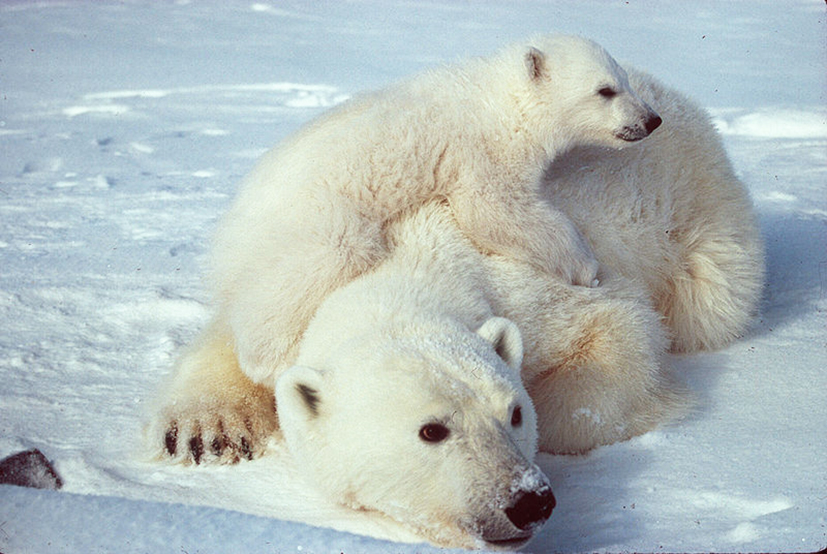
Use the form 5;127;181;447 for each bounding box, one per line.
0;485;463;554
670;352;729;421
756;210;827;332
530;447;653;552
524;350;730;553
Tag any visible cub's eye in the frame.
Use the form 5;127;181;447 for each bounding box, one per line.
419;423;450;443
511;405;523;427
597;86;617;99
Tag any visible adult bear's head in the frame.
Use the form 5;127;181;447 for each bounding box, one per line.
276;316;554;549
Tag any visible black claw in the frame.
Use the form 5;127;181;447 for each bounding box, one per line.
240;437;253;461
164;424;178;456
189;436;204;464
211;435;225;457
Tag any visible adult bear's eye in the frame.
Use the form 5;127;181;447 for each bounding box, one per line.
598;86;617;99
419;423;450;443
511;405;523;427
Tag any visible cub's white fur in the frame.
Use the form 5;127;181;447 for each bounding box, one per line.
211;35;661;384
542;69;764;353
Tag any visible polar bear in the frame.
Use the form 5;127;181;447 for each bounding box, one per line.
151;200;677;548
211;34;662;384
157;202;560;548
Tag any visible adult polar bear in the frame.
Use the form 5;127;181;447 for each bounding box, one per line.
211;34;662;385
149;36;763;549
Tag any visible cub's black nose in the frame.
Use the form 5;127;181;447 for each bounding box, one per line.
504;488;556;531
645;114;663;134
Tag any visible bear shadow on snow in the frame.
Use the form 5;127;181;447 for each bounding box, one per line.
532;351;730;552
536;448;655;551
756;212;825;329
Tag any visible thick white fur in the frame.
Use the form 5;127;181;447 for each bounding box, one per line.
149;42;764;550
543;69;764;353
210;34;661;384
275;206;551;549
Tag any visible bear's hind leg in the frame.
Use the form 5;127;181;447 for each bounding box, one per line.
147;319;277;464
657;222;764;353
514;275;686;454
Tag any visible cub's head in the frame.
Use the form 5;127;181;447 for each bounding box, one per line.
275;317;554;549
507;34;661;152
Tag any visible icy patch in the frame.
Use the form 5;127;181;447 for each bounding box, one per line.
53;180;78;189
63;104;130;118
200;128;229;136
60;83;349;128
713;108;827;138
690;491;793;519
726;521;761;543
82;89;170;100
799;207;827;218
90;175;113;189
631;430;668;448
77;83;348;109
285;90;339;108
129;142;155;154
759;191;798;203
249;3;324;21
133;297;207;325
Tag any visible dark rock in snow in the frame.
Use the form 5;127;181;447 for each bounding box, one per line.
0;448;63;490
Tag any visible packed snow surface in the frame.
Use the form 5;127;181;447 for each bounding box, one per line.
1;1;825;553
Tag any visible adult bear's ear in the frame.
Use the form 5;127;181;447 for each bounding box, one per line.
275;365;326;423
477;317;524;371
525;46;548;81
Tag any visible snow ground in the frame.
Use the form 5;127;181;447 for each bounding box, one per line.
1;1;825;553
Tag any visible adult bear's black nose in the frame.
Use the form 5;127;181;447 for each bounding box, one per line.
504;488;556;531
645;113;663;134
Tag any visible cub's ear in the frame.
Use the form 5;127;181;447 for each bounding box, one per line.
275;366;326;423
525;46;548;81
477;317;524;370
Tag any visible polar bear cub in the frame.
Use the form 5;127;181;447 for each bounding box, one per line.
211;34;662;384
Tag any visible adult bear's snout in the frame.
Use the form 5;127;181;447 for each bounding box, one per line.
504;487;556;531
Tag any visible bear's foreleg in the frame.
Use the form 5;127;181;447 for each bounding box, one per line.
147;319;278;464
450;185;599;287
225;200;390;383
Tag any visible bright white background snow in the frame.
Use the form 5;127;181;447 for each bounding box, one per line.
1;1;825;553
